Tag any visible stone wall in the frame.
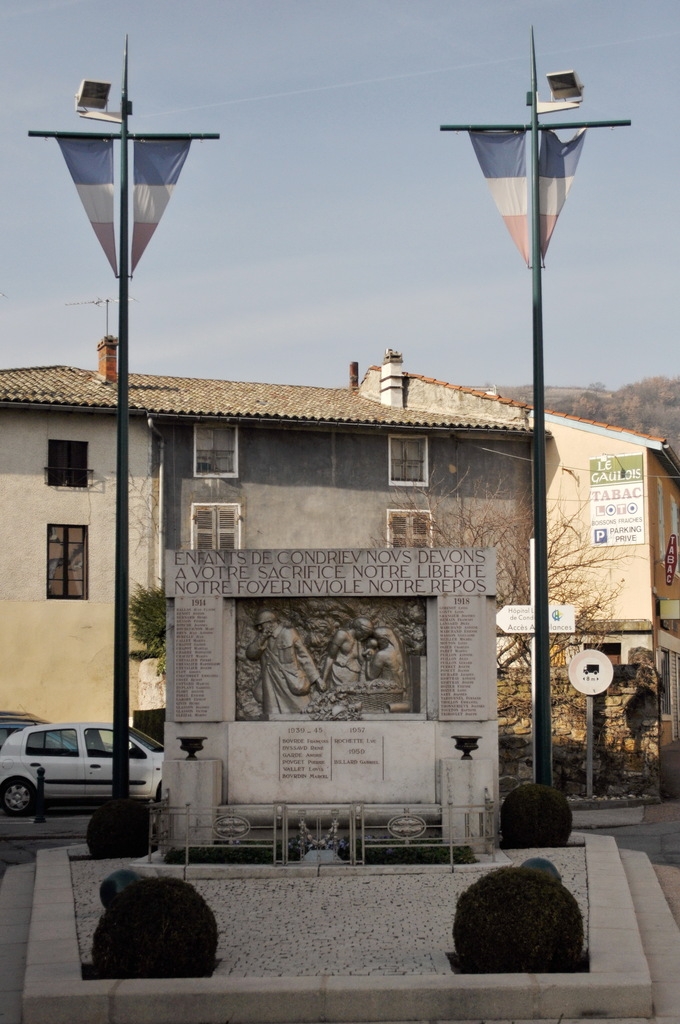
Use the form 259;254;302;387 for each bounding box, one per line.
498;648;660;799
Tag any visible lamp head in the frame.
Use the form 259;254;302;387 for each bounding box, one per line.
546;70;584;102
75;79;111;111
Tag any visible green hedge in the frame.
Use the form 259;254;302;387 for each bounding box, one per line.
133;708;165;745
164;842;476;865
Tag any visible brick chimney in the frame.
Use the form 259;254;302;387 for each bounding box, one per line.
380;349;404;407
97;336;118;383
349;361;359;390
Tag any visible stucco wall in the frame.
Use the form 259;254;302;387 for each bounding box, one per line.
0;406;154;721
1;408;154;599
0;600;141;721
162;423;532;551
359;367;530;426
545;417;654;623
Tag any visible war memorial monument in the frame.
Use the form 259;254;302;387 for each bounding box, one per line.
160;544;498;845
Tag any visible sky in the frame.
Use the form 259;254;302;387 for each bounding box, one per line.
1;0;678;392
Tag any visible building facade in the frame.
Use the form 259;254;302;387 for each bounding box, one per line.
2;341;679;750
0;342;155;721
544;410;680;744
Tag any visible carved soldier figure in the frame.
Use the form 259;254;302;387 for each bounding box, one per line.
246;609;323;716
321;617;374;690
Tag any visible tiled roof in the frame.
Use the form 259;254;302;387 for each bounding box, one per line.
544;406;667;445
0;365;531;432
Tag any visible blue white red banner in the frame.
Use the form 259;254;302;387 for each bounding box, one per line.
469;132;529;264
538;128;586;258
132;140;191;272
57;138;117;274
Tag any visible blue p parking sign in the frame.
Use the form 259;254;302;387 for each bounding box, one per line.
594;528;608;545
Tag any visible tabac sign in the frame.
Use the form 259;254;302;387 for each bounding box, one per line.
165;547;496;599
590;453;644;546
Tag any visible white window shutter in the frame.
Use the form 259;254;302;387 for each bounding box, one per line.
192;504;240;549
216;506;238;549
388;509;431;547
194;506;216;549
389;512;410;546
411;511;431;544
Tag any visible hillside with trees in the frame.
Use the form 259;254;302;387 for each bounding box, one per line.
502;377;680;452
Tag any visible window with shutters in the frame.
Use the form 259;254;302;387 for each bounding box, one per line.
194;426;238;477
388;436;427;486
387;509;432;547
659;648;672;717
45;440;90;487
47;525;88;599
191;504;241;550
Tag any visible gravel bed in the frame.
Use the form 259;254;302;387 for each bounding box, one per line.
71;844;588;977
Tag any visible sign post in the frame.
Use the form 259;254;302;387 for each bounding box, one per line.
568;650;614;798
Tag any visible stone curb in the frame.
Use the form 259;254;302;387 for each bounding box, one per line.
22;835;653;1024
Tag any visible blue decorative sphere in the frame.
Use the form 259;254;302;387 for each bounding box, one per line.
521;856;561;882
100;869;142;908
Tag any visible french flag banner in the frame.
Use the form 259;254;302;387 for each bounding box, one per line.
469;131;529;264
131;140;191;272
538;128;586;258
57;138;117;274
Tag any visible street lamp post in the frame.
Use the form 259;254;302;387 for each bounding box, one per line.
30;40;219;797
441;30;630;785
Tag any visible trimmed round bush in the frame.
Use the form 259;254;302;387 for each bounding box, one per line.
500;783;572;848
92;877;218;978
453;866;583;973
86;799;150;859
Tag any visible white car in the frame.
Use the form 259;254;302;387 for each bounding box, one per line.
0;722;164;816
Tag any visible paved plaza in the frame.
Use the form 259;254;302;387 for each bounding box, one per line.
3;800;680;1023
70;846;588;977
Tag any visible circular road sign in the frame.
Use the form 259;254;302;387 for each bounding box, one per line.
568;649;614;695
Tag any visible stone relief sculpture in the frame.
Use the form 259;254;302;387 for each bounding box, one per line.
237;598;425;720
321;617;374;689
364;626;409;713
245;609;324;715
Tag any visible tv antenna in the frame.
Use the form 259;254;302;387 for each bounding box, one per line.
66;296;137;335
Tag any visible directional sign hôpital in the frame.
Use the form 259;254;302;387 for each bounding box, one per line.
496;604;576;634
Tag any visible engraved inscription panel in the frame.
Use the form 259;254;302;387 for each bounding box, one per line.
438;595;489;720
174;595;223;721
279;724;384;783
226;721;435;803
166;547;496;598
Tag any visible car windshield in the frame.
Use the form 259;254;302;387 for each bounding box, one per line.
129;727;163;752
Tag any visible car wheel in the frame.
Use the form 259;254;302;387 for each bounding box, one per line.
0;777;37;816
155;781;163;802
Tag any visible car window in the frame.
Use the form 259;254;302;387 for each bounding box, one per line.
85;728;114;758
25;728;79;757
0;726;16;747
130;727;163;752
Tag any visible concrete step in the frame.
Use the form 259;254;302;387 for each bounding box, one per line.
0;861;35;1024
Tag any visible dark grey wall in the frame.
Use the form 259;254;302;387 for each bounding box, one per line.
158;422;531;550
